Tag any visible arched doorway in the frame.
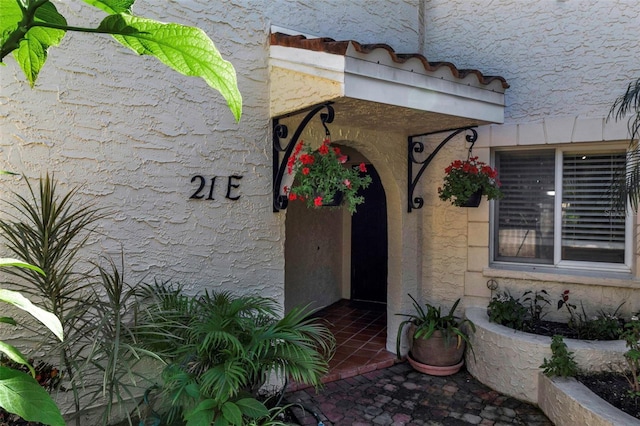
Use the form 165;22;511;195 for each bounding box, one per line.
351;165;388;307
284;147;388;312
283;151;394;379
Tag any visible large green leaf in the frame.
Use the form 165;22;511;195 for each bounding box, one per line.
83;0;134;14
185;399;215;426
12;1;66;86
100;14;242;121
0;0;22;47
221;401;242;425
0;366;65;426
0;289;63;341
235;397;269;419
0;342;35;377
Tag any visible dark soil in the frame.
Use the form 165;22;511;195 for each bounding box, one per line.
524;319;582;339
577;372;640;420
496;319;634;418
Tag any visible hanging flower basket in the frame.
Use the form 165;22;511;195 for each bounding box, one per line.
438;157;503;207
284;139;372;214
460;189;483;208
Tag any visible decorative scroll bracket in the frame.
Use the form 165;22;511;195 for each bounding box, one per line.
272;103;335;212
407;126;478;212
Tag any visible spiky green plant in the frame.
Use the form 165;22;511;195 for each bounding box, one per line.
81;257;164;425
135;283;335;426
0;174;102;423
608;77;640;212
0;174;160;425
395;294;476;361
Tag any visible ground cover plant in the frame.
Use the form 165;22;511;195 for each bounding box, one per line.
134;282;336;426
577;314;640;420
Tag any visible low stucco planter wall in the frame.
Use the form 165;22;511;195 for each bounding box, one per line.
465;307;626;404
538;373;640;426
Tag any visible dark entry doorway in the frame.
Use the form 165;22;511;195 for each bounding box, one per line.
351;165;387;305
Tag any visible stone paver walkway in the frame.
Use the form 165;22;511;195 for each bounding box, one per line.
286;362;552;426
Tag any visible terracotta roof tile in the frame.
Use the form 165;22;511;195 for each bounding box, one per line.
270;32;509;89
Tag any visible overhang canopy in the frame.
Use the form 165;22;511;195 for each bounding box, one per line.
269;32;509;136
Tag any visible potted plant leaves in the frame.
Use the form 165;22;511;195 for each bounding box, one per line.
396;294;475;376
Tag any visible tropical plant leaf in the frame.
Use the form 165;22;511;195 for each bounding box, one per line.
82;0;134;14
185;399;215;426
0;366;65;426
0;317;16;326
221;401;242;425
0;0;22;47
11;1;67;86
99;14;242;121
0;258;44;274
0;341;35;377
0;289;63;341
235;397;269;419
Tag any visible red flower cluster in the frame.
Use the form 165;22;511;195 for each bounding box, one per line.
284;138;372;213
445;157;498;180
438;156;503;206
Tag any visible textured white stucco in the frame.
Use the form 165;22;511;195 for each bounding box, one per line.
0;1;422;305
3;0;640;377
423;0;640;123
418;0;640;318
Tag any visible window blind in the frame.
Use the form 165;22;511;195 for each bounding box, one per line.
496;150;555;229
495;150;555;262
561;152;626;262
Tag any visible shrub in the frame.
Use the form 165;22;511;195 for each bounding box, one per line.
135;283;336;425
488;291;529;331
540;335;579;378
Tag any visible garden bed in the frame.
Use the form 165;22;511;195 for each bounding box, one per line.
538;373;640;426
578;372;640;420
465;307;626;404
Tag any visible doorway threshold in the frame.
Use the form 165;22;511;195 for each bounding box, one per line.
288;299;397;392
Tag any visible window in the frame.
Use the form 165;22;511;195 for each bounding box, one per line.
493;148;630;271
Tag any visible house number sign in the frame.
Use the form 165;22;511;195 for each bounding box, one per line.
189;175;243;201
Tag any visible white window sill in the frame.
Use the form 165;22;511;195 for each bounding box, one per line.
485;263;638;289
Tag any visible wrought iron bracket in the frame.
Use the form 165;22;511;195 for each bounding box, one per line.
272;103;335;212
407;126;478;212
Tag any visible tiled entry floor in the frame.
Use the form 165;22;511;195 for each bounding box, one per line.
308;299;397;386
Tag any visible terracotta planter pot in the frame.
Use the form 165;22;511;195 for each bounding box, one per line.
407;353;464;376
409;327;465;367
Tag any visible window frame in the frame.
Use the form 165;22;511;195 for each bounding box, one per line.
490;144;633;274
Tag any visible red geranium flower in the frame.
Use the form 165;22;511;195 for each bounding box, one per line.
285;139;372;214
359;163;367;172
438;156;502;207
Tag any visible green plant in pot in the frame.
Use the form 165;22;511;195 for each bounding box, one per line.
396;294;475;376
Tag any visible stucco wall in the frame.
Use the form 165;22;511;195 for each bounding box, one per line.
0;1;422;304
284;200;344;313
418;0;640;316
423;0;640;123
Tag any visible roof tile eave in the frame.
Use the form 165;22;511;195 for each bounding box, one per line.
270;32;510;90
